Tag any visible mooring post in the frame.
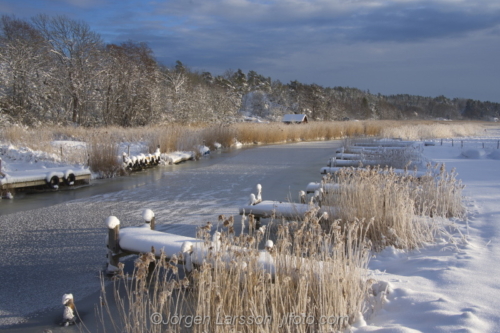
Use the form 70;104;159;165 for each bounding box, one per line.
461;141;463;148
441;139;443;146
452;139;454;147
497;141;499;149
143;209;155;230
181;241;194;273
483;142;485;149
105;216;121;273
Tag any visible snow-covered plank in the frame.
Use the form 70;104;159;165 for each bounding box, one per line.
320;166;427;178
161;151;194;164
239;200;333;219
353;140;420;147
118;224;203;257
0;167;90;188
306;182;342;194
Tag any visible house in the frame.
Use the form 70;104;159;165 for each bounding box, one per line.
282;114;308;124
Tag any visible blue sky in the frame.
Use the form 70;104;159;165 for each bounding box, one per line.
2;0;500;102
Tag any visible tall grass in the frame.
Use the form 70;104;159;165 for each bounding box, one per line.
0;125;54;152
0;121;486;177
87;135;122;178
379;122;482;140
322;165;465;251
99;212;372;333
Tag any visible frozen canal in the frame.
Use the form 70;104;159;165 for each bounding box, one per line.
0;140;341;331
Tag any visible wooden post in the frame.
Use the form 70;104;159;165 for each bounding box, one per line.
60;146;63;159
497;141;499;149
105;216;121;273
149;217;156;230
461;141;463;148
128;145;130;156
452;139;454;147
483;143;485;149
181;241;194;272
441;139;443;146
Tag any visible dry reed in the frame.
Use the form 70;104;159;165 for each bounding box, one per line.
0;121;486;177
321;164;465;251
86;135;122;178
98;211;372;333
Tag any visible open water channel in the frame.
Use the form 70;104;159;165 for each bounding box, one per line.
0;140;341;332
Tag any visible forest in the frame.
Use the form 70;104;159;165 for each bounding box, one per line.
1;14;499;128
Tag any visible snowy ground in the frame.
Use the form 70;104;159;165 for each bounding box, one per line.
355;128;500;333
2;127;500;332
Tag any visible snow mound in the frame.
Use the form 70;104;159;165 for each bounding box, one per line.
461;149;486;159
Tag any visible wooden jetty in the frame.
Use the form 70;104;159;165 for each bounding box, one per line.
105;210;334;278
239;200;333;220
105;210;276;275
0;166;91;192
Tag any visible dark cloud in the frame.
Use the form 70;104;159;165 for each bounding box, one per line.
2;0;500;101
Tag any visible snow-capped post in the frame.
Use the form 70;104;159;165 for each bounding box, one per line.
181;241;194;272
61;293;76;326
143;209;155;230
106;216;121;273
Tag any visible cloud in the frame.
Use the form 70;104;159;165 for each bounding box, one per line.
2;0;500;101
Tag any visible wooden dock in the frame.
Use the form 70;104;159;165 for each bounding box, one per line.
0;167;91;192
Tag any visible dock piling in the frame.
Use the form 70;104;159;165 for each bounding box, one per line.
143;209;155;230
105;216;121;273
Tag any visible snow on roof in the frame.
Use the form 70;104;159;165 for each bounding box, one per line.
282;114;307;123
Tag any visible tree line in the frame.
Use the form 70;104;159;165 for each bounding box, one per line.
1;14;499;127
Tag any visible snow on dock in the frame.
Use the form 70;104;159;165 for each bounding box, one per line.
239;200;333;220
105;212;276;275
0;166;90;191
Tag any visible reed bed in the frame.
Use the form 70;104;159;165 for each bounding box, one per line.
0;121;486;177
86;136;122;178
99;212;372;333
0;125;54;152
322;165;465;251
379;122;482;140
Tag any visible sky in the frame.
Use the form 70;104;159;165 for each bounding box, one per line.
2;0;500;102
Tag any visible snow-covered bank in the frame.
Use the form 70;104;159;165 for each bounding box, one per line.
2;126;500;331
0;139;215;195
354;132;500;332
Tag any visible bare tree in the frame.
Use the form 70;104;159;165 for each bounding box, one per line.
31;14;103;125
102;41;159;126
0;16;53;123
